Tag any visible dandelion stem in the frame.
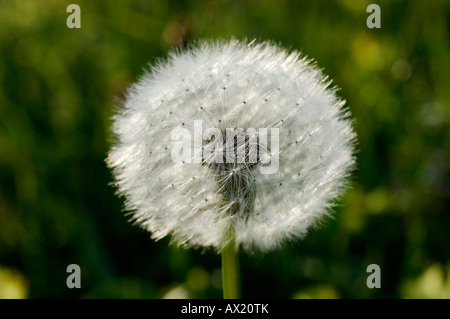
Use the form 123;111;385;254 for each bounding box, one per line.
221;225;240;299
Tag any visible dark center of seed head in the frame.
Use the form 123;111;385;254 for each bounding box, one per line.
202;129;263;220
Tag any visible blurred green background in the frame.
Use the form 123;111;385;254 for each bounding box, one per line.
0;0;449;299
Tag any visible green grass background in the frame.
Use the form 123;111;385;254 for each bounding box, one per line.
0;0;449;298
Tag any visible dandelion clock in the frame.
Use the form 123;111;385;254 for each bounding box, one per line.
108;39;356;298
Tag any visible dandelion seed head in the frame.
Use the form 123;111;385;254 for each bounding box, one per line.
109;39;356;252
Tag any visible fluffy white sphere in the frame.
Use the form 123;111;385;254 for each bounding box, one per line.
109;39;356;252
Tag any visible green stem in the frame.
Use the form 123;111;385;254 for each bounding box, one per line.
221;226;240;299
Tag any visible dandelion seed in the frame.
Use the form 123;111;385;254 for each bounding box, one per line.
108;39;356;254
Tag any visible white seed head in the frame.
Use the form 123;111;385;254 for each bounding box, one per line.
108;39;356;253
